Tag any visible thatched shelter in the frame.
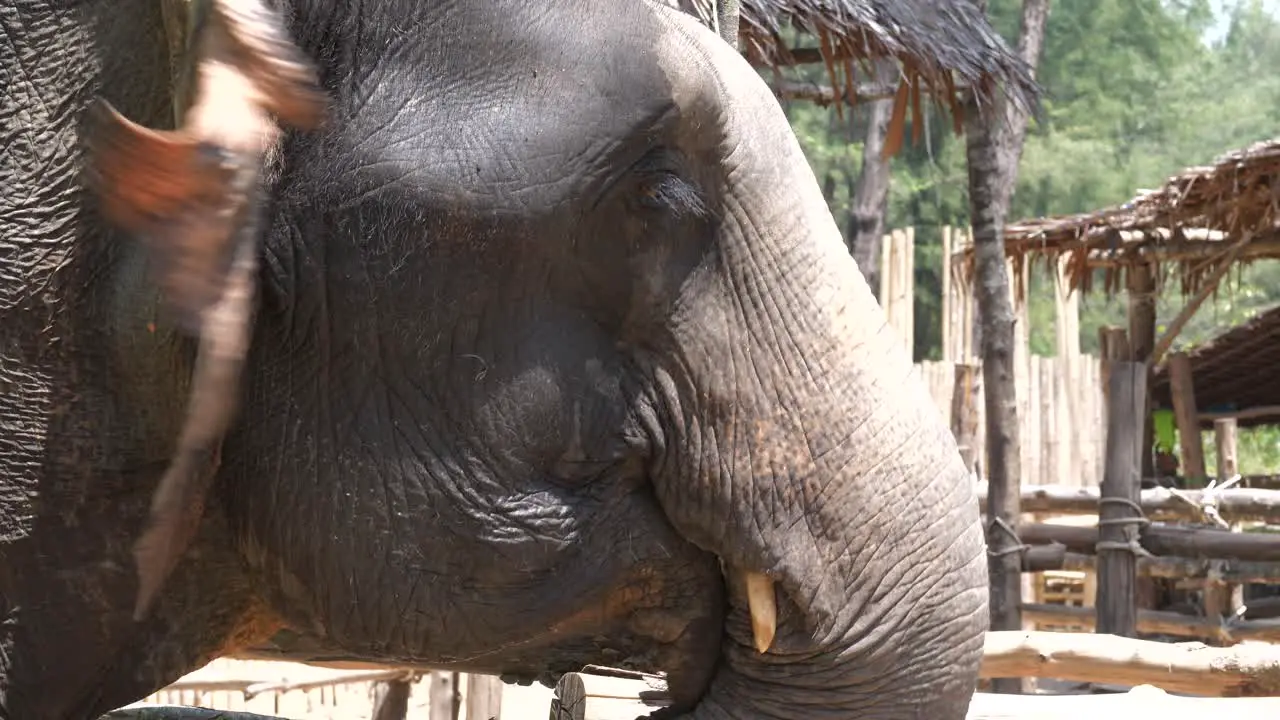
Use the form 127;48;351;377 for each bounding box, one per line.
1149;304;1280;429
957;138;1280;300
672;0;1040;124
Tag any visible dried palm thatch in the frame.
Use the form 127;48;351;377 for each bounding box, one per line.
1149;303;1280;428
671;0;1040;129
957;138;1280;300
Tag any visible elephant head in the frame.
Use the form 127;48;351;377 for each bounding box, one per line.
1;0;1033;717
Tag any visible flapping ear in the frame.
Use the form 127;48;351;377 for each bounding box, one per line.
87;0;326;621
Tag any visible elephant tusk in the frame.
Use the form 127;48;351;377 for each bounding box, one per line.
744;571;777;654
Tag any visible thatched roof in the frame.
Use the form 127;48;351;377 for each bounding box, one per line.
957;138;1280;299
676;0;1040;119
1150;303;1280;429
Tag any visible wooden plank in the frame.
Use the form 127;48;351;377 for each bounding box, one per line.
1097;361;1145;637
1167;352;1206;485
1020;603;1280;644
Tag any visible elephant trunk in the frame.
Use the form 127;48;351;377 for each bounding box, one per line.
654;225;989;716
646;12;989;717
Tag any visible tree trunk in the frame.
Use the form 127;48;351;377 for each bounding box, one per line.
847;60;897;292
965;0;1050;695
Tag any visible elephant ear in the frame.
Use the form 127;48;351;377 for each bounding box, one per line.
88;0;326;621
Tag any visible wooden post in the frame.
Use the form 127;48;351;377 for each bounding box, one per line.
465;674;504;720
904;227;916;360
430;671;460;720
1127;262;1157;481
1096;361;1146;638
942;226;953;362
1167;352;1206;486
952;363;983;474
1204;418;1244;633
373;678;415;720
1216;418;1239;484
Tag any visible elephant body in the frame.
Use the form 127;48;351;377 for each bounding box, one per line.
0;1;988;718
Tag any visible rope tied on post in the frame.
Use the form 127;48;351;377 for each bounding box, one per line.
987;516;1030;558
1096;496;1154;558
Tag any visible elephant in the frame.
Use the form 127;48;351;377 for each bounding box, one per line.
0;0;1019;717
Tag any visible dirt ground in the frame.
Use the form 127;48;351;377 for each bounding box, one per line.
125;658;555;720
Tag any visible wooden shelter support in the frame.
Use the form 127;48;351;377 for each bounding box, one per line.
1149;231;1257;367
1096;352;1147;637
1127;262;1156;480
1167;352;1206;485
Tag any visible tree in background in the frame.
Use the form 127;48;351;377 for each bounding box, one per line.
964;0;1051;694
778;0;1280;360
846;60;898;293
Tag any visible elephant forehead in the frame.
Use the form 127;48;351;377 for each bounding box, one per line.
308;1;683;213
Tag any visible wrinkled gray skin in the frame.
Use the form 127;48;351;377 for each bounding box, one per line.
0;1;988;718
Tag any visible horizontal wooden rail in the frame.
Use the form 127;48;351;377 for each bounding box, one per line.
1020;522;1280;563
1020;603;1280;645
1021;544;1280;585
975;481;1280;524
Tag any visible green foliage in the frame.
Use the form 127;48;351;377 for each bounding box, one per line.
774;0;1280;468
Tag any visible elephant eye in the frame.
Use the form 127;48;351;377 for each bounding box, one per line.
636;171;707;219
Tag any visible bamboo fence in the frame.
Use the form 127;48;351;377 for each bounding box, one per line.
881;226;1108;491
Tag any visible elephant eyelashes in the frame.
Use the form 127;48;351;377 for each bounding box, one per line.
635;171;708;220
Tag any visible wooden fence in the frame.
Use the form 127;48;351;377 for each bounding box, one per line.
135;660;509;720
881;226;1107;489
